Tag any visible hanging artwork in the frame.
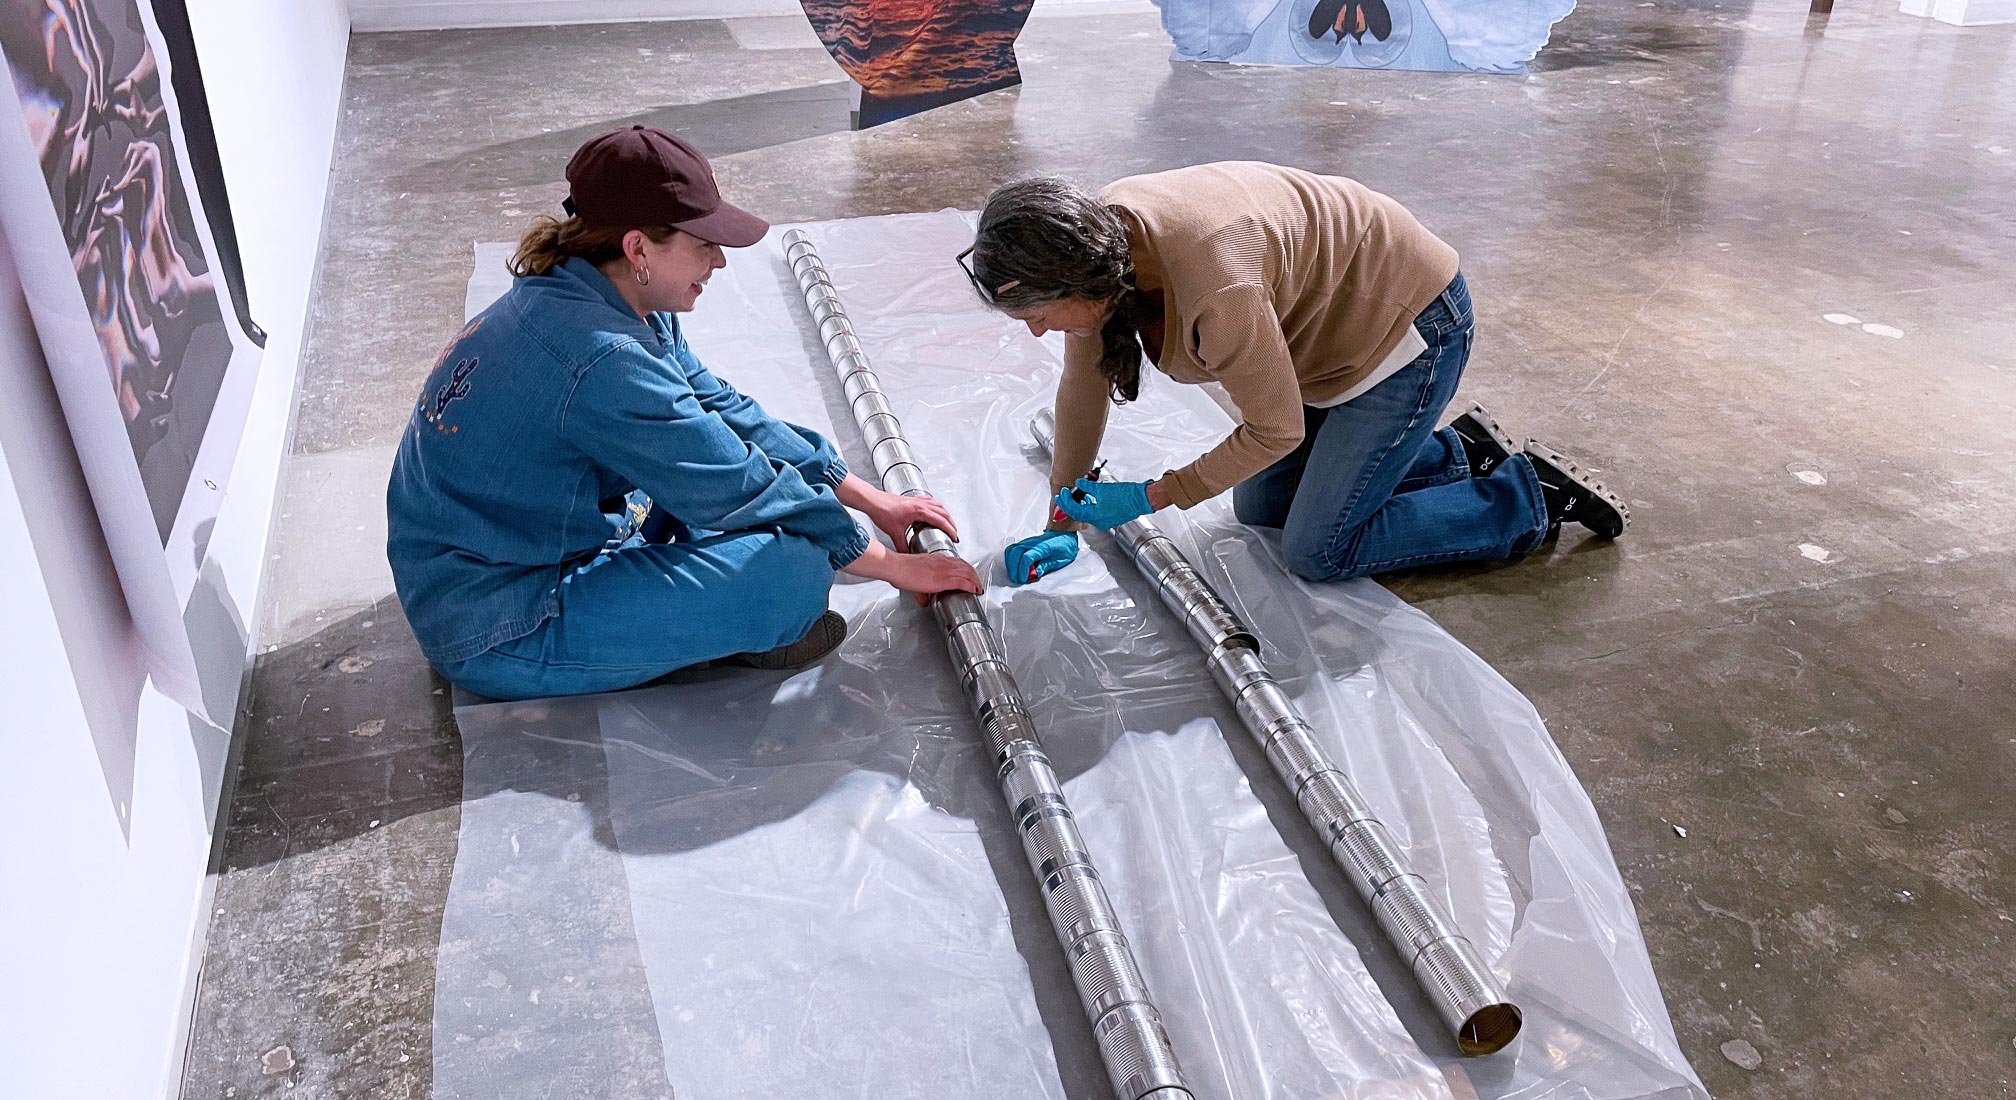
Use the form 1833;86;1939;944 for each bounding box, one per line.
0;0;263;721
1157;0;1573;73
799;0;1034;129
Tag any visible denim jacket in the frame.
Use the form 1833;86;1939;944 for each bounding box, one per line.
386;256;867;664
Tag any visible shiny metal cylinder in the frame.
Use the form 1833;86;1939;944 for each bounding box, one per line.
881;463;930;498
910;525;957;557
1114;528;1189;591
852;389;896;425
1030;407;1522;1057
1095;1003;1188;1100
840;366;879;406
784;232;1192;1100
1206;644;1273;700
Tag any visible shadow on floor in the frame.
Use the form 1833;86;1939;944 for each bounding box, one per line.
218;598;463;873
1530;1;1740;72
387;82;855;195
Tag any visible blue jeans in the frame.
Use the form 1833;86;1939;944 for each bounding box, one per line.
437;528;835;700
1232;274;1549;581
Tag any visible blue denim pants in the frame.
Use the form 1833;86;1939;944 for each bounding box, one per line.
437;527;835;700
1232;274;1550;581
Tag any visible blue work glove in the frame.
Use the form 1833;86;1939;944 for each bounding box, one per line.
1004;531;1079;585
1053;478;1154;531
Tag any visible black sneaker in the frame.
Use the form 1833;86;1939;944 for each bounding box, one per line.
1524;441;1629;539
723;610;848;670
1449;402;1520;478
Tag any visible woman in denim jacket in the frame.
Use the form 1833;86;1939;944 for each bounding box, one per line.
387;127;980;700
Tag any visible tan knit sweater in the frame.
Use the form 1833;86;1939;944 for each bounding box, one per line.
1046;162;1460;511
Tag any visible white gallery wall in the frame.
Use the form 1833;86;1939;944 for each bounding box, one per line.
349;0;1148;31
0;2;350;1097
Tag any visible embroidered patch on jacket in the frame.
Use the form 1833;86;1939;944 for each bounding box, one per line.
416;318;486;434
422;357;478;433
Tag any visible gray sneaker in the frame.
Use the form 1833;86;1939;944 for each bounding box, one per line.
723;610;848;670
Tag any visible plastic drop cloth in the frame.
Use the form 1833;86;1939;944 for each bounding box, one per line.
1153;0;1573;73
436;213;1706;1100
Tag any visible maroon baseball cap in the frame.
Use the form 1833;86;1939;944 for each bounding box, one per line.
562;125;768;247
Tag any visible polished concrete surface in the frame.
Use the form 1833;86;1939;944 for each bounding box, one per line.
181;3;2016;1097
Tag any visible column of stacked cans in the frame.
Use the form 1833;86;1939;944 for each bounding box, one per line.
1031;410;1522;1057
781;229;1195;1100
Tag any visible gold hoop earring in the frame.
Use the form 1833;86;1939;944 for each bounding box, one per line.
634;266;653;287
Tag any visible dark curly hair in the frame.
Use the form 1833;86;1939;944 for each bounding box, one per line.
964;177;1147;403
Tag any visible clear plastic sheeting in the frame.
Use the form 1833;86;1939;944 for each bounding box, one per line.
432;699;675;1098
437;213;1707;1100
594;681;1070;1098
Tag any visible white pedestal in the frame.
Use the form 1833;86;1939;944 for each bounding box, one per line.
1900;0;2016;25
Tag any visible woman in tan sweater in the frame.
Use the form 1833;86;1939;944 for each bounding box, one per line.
960;162;1628;585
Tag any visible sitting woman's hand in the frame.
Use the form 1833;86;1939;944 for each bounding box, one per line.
842;540;984;606
890;550;984;606
861;487;960;548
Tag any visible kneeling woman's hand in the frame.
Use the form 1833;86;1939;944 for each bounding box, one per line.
1004;531;1079;585
843;539;985;606
1053;478;1157;530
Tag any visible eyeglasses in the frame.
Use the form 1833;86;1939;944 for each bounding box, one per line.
956;245;1019;303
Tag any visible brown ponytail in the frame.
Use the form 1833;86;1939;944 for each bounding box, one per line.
508;215;675;278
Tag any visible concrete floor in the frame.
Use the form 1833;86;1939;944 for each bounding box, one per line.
180;3;2015;1098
